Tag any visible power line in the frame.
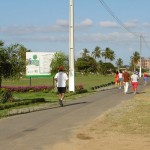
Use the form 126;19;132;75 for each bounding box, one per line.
142;36;150;50
97;0;150;51
97;0;138;38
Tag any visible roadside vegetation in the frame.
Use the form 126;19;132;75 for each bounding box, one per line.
65;87;150;150
98;87;150;135
0;74;114;118
0;40;149;119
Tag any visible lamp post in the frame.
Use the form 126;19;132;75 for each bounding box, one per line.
69;0;75;92
133;32;142;77
139;34;142;77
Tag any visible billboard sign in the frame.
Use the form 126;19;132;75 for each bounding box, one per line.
26;52;54;77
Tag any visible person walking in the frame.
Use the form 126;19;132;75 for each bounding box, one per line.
123;68;130;94
118;70;123;89
114;71;119;87
54;66;68;107
143;72;148;85
131;71;139;94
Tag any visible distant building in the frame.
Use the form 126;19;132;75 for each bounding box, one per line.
137;57;150;69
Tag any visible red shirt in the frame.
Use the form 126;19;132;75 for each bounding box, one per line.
123;72;130;82
144;73;148;77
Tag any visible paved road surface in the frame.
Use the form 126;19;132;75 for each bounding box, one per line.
0;80;149;150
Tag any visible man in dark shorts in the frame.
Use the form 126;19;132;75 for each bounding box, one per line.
54;66;68;107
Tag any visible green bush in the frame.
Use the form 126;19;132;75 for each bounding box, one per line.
0;98;46;110
75;89;88;94
0;88;14;103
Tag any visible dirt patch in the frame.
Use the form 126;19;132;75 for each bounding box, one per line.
48;88;150;150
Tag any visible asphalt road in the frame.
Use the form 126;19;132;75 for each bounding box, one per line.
0;80;149;150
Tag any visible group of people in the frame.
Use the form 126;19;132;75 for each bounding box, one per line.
54;66;148;107
114;69;135;94
115;69;148;94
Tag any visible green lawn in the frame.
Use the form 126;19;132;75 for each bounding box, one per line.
2;74;114;91
0;74;114;118
1;74;114;102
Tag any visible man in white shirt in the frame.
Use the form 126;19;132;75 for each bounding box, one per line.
54;66;68;107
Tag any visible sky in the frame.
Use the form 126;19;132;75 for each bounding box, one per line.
0;0;150;65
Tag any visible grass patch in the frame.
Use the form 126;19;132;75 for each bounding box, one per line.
2;74;114;91
93;87;150;135
0;74;114;118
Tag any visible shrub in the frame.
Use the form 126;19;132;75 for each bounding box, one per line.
75;84;84;91
0;98;46;110
0;88;14;103
1;86;54;93
76;89;88;94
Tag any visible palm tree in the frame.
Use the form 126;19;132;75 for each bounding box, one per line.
102;47;115;62
130;51;140;72
92;46;101;60
81;48;90;58
116;58;123;71
0;40;4;47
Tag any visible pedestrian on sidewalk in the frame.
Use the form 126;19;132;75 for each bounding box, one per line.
118;70;123;89
123;68;130;94
54;66;68;107
114;71;119;87
143;72;148;85
131;71;139;94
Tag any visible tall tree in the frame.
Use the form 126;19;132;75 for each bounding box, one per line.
130;51;140;72
102;47;115;62
7;44;31;78
116;58;123;71
50;52;68;75
81;48;90;58
0;40;4;47
18;44;31;61
92;46;101;60
0;41;19;87
76;55;97;73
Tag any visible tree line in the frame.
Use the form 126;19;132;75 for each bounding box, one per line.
51;46;141;75
0;40;142;87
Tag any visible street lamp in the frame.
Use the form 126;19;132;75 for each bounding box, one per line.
69;0;75;92
133;32;142;77
139;34;142;77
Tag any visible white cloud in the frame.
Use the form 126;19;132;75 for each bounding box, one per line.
143;22;150;27
99;20;138;29
0;19;94;35
99;21;118;28
0;19;69;35
0;25;62;35
55;20;69;27
76;32;135;43
76;19;93;28
0;19;145;45
123;21;137;28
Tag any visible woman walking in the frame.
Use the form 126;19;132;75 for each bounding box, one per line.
143;72;148;85
118;70;123;89
114;71;119;87
131;72;139;94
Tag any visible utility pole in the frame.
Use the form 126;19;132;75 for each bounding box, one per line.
69;0;75;92
139;34;142;77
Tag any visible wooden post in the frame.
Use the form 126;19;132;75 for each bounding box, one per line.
30;77;32;87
